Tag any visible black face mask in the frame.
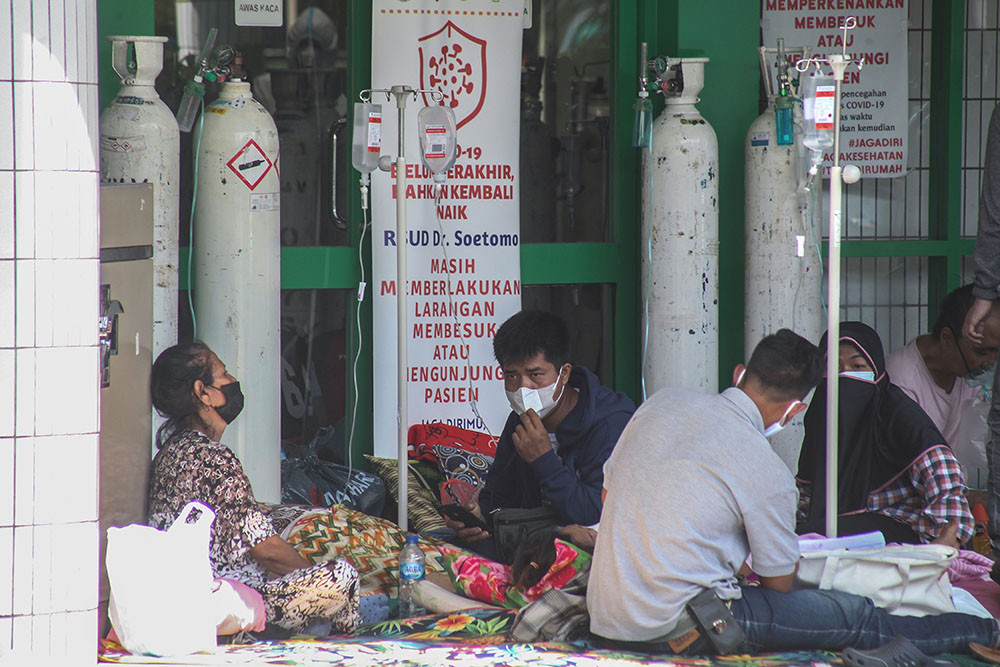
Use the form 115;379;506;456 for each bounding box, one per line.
212;381;244;424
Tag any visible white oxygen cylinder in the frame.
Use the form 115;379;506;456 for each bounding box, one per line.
100;36;180;363
642;58;719;395
193;80;281;502
745;97;824;472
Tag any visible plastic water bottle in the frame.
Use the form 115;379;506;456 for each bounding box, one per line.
973;503;992;555
398;535;426;618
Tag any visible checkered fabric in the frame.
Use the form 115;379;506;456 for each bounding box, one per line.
867;445;974;545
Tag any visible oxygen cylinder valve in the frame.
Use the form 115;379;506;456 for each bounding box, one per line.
175;29;241;132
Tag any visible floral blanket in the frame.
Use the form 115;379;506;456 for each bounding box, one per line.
98;608;853;665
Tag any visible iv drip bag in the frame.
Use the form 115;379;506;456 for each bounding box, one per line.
352;102;382;174
417;105;458;177
801;74;835;153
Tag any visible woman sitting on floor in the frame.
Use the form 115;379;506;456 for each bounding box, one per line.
796;321;974;547
148;342;361;635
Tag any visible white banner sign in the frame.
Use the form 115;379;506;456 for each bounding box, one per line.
763;0;908;178
235;1;283;27
371;0;524;457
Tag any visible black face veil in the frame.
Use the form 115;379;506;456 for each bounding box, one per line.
798;321;946;525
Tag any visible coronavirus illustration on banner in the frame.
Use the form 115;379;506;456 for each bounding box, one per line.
371;1;524;457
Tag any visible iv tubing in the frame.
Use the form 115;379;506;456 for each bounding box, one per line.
187;98;205;340
432;187;497;443
347;183;369;478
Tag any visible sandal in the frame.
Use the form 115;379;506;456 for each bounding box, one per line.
970;643;1000;665
842;636;957;667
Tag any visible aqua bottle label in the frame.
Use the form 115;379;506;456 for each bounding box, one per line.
401;562;424;580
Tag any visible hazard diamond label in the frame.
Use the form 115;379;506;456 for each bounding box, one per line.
227;139;273;191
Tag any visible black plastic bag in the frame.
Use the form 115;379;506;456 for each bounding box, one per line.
280;427;385;516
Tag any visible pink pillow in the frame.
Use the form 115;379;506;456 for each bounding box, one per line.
438;539;590;609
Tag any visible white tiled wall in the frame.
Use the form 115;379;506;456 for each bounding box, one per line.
2;0;101;661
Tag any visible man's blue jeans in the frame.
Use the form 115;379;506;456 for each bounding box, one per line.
731;586;1000;654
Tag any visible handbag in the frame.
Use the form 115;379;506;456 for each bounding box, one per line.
794;543;957;616
491;505;559;564
682;588;745;655
107;501;218;656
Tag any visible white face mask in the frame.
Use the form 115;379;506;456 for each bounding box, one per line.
840;370;875;382
763;400;801;438
762;422;786;438
506;369;566;418
735;368;802;438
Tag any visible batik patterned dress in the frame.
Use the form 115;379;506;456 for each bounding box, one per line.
148;429;360;633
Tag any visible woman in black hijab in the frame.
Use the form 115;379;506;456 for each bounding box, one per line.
796;321;972;546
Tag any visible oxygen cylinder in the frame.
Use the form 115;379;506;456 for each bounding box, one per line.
745;92;823;472
642;58;719;395
99;36;179;362
193;80;281;502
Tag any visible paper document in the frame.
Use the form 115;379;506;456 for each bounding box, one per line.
798;531;886;553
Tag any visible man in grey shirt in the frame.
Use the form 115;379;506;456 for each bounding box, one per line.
589;329;1000;656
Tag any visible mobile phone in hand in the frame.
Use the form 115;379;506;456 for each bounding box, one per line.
440;503;488;531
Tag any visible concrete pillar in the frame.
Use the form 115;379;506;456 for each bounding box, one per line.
1;0;101;661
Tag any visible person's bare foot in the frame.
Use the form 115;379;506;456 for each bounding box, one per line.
931;519;960;549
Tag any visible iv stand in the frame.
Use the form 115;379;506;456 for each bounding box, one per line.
796;18;863;539
361;85;443;531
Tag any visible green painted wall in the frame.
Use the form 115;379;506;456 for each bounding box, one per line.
657;1;761;386
97;0;156;109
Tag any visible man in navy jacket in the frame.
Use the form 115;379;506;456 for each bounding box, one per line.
445;310;635;550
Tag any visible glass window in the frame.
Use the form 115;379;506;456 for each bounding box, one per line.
178;287;352;458
156;1;351;249
520;1;612;243
279;288;351;459
522;283;614;384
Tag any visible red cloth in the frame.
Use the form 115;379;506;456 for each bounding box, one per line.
407;422;497;463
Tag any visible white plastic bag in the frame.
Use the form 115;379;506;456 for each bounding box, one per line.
794;543;957;617
106;501;218;656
